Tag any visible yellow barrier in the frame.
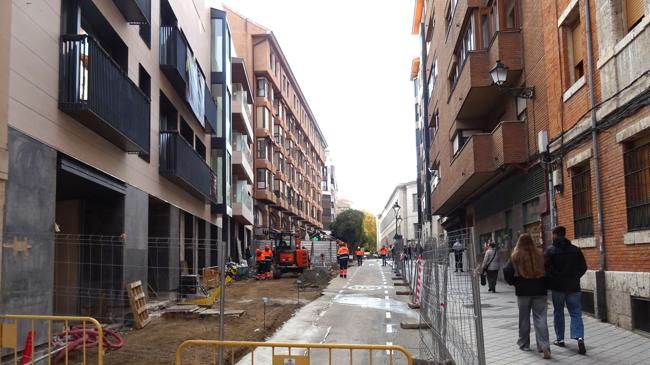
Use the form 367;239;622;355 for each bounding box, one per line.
0;314;104;365
175;340;414;365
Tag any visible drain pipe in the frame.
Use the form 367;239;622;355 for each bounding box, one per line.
584;0;607;322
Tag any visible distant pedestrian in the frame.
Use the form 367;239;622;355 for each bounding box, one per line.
380;246;388;266
503;234;551;359
452;240;464;272
479;242;500;292
545;226;587;355
355;247;364;266
337;242;350;278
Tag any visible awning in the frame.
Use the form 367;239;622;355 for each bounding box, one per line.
410;57;421;80
412;0;424;35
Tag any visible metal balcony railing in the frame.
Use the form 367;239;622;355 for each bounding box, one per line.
59;34;150;153
159;26;188;95
159;131;214;201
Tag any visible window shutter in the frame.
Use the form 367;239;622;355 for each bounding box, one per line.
571;21;583;67
626;0;645;30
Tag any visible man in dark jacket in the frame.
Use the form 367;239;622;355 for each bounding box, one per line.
544;226;588;355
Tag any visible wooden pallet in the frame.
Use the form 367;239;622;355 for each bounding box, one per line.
127;280;151;329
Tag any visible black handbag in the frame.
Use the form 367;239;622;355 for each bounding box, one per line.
480;273;487;286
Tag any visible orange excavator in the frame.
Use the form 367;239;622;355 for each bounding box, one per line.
270;230;310;279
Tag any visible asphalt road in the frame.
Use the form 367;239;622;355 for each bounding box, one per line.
237;258;421;364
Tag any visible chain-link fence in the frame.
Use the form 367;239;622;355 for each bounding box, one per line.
393;228;486;365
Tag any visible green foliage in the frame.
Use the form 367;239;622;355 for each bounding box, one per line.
330;209;365;244
362;211;378;252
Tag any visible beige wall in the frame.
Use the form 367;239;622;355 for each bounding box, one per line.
8;0;218;224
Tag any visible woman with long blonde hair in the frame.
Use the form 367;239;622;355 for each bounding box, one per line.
503;234;551;359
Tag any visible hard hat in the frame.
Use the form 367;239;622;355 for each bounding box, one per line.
264;244;271;249
256;249;261;253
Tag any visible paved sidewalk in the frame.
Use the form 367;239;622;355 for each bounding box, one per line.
479;282;650;364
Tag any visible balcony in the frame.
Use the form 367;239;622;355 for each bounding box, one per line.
449;30;523;121
233;133;254;183
59;35;150;154
112;0;150;24
160;26;188;97
431;121;526;216
232;84;253;140
233;181;254;225
159;131;215;201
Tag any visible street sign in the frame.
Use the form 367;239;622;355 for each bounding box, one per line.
261;296;269;304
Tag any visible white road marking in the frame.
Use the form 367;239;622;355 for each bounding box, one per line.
319;310;327;317
386;324;393;333
385;295;389;300
384;290;388;294
338;290;343;293
386;341;393;355
386;312;391;319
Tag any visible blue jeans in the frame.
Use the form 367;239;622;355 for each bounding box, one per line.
551;291;584;341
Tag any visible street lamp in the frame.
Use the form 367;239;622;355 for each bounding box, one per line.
489;59;534;99
392;201;401;240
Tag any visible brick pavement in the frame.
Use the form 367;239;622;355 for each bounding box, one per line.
479;283;650;364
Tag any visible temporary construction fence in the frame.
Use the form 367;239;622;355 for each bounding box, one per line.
394;228;486;365
0;314;106;365
175;340;414;365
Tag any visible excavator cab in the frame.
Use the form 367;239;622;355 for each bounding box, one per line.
271;231;310;279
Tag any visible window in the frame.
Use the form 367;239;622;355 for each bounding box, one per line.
256;107;269;129
412;194;418;211
624;136;650;231
256;169;269;190
564;14;584;86
571;164;594;238
522;198;540;226
195;136;206;160
625;0;645;31
481;14;490;48
270;53;275;73
256;138;267;160
138;65;151;98
256;78;267;98
428;59;438;97
431;162;441;190
159;92;177;131
179;118;193;146
430;111;439;139
452;130;480;156
445;1;453;34
504;0;517;29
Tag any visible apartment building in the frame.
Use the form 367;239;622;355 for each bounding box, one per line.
226;8;327;239
0;0;244;317
543;0;650;332
378;182;419;247
321;151;338;230
411;0;550;248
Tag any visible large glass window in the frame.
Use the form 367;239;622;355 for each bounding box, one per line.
213;83;224;138
256;107;269;129
256;138;267;160
211;18;223;72
256;78;267;97
212;149;224;204
571;165;594;238
256;168;268;190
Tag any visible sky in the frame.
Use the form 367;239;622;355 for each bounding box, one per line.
224;0;419;215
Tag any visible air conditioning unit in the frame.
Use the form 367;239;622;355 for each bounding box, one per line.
538;130;549;154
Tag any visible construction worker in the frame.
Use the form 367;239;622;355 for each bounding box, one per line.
337;242;350;278
380;246;388;266
263;244;273;279
355;247;364;266
255;248;265;280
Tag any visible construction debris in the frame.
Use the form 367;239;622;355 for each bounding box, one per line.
162;306;245;319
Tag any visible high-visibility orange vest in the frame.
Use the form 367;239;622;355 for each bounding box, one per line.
337;246;349;255
380;247;388;256
263;249;273;260
355;249;364;256
256;250;265;262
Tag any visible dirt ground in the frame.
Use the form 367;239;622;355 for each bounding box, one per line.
104;276;325;364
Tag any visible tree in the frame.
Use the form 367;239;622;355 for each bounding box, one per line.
362;211;378;252
330;209;365;246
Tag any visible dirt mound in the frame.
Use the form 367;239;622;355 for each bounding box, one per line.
297;267;333;287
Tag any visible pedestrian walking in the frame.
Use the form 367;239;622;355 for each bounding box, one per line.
545;226;588;355
452;240;464;272
355;247;364;266
380;246;388;266
337;242;350;278
503;234;551;359
479;242;500;292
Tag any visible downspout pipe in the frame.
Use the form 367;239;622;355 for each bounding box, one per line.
420;21;432;234
584;0;607;322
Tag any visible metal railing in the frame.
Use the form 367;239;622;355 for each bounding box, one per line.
160;26;188;93
175;340;413;365
59;34;150;153
160;131;214;200
0;314;104;365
